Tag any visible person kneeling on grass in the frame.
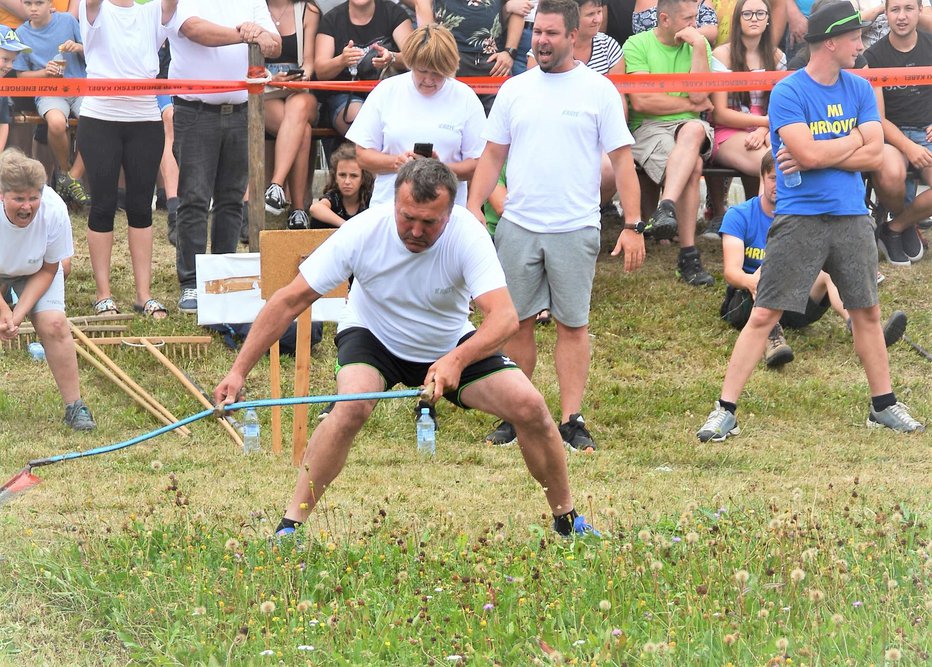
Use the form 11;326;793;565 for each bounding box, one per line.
719;152;908;368
0;148;96;431
214;159;598;539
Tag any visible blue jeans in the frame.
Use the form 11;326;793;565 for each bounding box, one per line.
172;102;248;289
901;127;931;205
511;24;532;75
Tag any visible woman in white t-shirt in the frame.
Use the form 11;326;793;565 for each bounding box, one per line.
346;24;485;207
77;0;177;319
0;149;96;431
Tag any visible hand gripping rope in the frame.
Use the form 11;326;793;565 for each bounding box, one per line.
0;387;433;507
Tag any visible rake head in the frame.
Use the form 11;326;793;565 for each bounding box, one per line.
0;468;42;508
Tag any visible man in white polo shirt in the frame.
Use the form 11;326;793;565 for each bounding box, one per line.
166;0;281;314
466;0;644;452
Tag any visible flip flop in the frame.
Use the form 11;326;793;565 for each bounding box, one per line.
93;297;120;315
133;299;168;320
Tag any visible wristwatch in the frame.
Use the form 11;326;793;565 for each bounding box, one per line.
504;47;518;59
623;220;647;234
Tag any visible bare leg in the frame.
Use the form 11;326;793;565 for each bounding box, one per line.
86;229;114;302
848;305;893;397
810;271;848;321
283;364;383;522
721;306;783;403
332;101;363;138
160;106;179;199
553;319;589;422
675;156;703;248
460;369;574;516
127;226;158;311
32;310;81;404
599;152;616;206
502;316;537;380
45;110;73;174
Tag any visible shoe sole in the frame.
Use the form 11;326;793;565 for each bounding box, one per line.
676;269;715;286
699;230;720;241
178;305;198;314
765;348;795;368
265;203;286;215
565;442;596;453
883;311;907;348
486;437;517;447
697;424;740;442
866;417;925;433
877;239;912;267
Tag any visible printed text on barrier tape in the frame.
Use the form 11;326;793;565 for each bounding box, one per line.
1;67;929;98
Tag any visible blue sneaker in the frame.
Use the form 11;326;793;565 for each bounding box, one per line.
697;401;740;442
554;514;601;538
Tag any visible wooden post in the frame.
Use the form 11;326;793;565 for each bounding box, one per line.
247;43;266;252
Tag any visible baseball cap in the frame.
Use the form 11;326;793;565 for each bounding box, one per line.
0;26;32;54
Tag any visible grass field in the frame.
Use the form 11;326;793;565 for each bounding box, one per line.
0;209;930;665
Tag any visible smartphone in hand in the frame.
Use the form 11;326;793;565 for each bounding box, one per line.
285;68;305;78
413;143;433;158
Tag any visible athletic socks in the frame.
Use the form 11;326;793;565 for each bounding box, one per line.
871;393;897;413
275;517;303;534
553;508;579;536
719;399;737;415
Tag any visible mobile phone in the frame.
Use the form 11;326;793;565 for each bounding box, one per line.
413;143;433;158
285;68;305;77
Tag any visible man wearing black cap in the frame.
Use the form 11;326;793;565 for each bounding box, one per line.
697;0;924;442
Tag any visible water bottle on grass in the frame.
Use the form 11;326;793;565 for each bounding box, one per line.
416;407;435;457
28;342;46;362
242;407;261;454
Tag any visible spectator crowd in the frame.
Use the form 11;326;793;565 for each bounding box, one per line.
0;0;929;438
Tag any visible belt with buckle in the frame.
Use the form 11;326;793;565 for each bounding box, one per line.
173;97;247;114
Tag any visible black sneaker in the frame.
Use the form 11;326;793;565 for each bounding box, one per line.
485;420;516;446
877;223;911;266
264;183;287;215
882;310;907;348
646;200;678;241
317;401;335;420
676;249;714;286
700;215;724;241
559;413;595;452
900;225;924;263
414;400;437;430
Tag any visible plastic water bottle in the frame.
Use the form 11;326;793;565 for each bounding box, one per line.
416;407;435;457
242;407;261;454
28;342;46;362
779;141;801;188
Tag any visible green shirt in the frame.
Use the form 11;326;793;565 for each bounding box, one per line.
623;30;713;131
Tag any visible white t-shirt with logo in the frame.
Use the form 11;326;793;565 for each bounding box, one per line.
0;187;73;279
299;202;506;362
484;62;633;233
346;72;486;207
167;0;277;105
79;0;164;121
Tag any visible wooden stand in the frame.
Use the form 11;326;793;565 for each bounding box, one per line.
259;229;347;465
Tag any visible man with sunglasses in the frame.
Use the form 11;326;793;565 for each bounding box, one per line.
697;0;924;442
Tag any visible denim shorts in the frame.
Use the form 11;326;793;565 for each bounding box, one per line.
901;127;931;205
326;92;367;127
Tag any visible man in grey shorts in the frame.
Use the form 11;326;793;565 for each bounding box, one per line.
697;0;924;442
467;0;645;451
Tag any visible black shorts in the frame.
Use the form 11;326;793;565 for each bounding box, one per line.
720;286;830;330
334;327;519;408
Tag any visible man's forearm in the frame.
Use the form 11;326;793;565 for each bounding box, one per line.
466;143;508;215
180;18;243;46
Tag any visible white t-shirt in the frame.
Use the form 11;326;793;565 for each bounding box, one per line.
167;0;277;105
79;0;164;121
484;63;633;233
346;72;486;207
0;187;73;279
299;202;506;362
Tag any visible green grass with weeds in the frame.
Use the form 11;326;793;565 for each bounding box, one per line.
1;210;930;664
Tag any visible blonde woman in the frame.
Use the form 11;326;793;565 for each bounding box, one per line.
347;24;485;206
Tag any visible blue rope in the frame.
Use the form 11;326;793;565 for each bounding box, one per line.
27;389;423;469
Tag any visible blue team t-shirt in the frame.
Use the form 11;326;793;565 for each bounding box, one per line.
13;13;85;79
719;196;772;274
768;69;880;216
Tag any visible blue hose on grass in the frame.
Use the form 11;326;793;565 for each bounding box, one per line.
25;389;425;470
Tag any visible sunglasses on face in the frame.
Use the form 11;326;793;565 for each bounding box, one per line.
740;9;769;20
